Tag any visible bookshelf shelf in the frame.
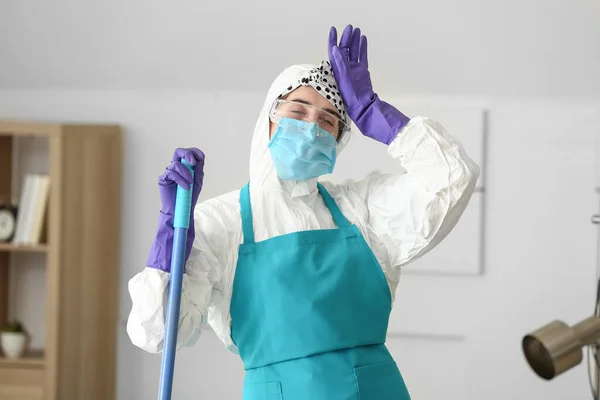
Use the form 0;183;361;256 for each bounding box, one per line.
0;120;122;400
0;350;45;368
0;243;48;253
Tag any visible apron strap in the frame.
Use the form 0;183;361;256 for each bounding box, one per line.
317;182;351;229
240;182;350;244
239;183;255;244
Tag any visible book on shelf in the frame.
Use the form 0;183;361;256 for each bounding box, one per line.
12;173;50;246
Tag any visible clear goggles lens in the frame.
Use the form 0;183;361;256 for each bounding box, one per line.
269;99;350;139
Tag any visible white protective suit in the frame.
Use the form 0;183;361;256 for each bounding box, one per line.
126;63;481;355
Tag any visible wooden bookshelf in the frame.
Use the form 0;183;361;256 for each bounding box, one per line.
0;120;122;400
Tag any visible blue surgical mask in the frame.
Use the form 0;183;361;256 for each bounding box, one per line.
268;117;337;181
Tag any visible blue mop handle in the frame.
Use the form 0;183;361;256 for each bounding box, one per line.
158;158;194;400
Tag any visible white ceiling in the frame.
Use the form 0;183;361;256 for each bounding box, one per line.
0;0;599;98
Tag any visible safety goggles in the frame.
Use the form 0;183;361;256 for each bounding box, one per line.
268;99;350;140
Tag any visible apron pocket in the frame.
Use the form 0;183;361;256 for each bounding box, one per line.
354;361;411;400
242;381;283;400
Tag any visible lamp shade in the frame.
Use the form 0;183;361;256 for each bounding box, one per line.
522;316;600;380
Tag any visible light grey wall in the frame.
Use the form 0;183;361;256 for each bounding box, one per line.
1;0;599;97
1;1;600;399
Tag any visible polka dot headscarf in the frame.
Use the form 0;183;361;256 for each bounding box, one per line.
276;61;350;128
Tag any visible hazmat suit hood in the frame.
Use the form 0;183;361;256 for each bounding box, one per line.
248;61;352;203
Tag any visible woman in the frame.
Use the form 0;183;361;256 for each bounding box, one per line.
127;24;480;399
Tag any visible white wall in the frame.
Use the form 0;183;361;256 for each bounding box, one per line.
1;0;599;98
1;0;600;399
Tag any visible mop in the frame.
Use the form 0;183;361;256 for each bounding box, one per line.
158;158;194;400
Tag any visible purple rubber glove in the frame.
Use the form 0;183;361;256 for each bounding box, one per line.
146;147;205;273
328;25;411;145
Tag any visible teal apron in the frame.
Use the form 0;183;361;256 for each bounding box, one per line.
230;182;411;400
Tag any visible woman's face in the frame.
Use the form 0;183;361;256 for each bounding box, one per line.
269;86;343;140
